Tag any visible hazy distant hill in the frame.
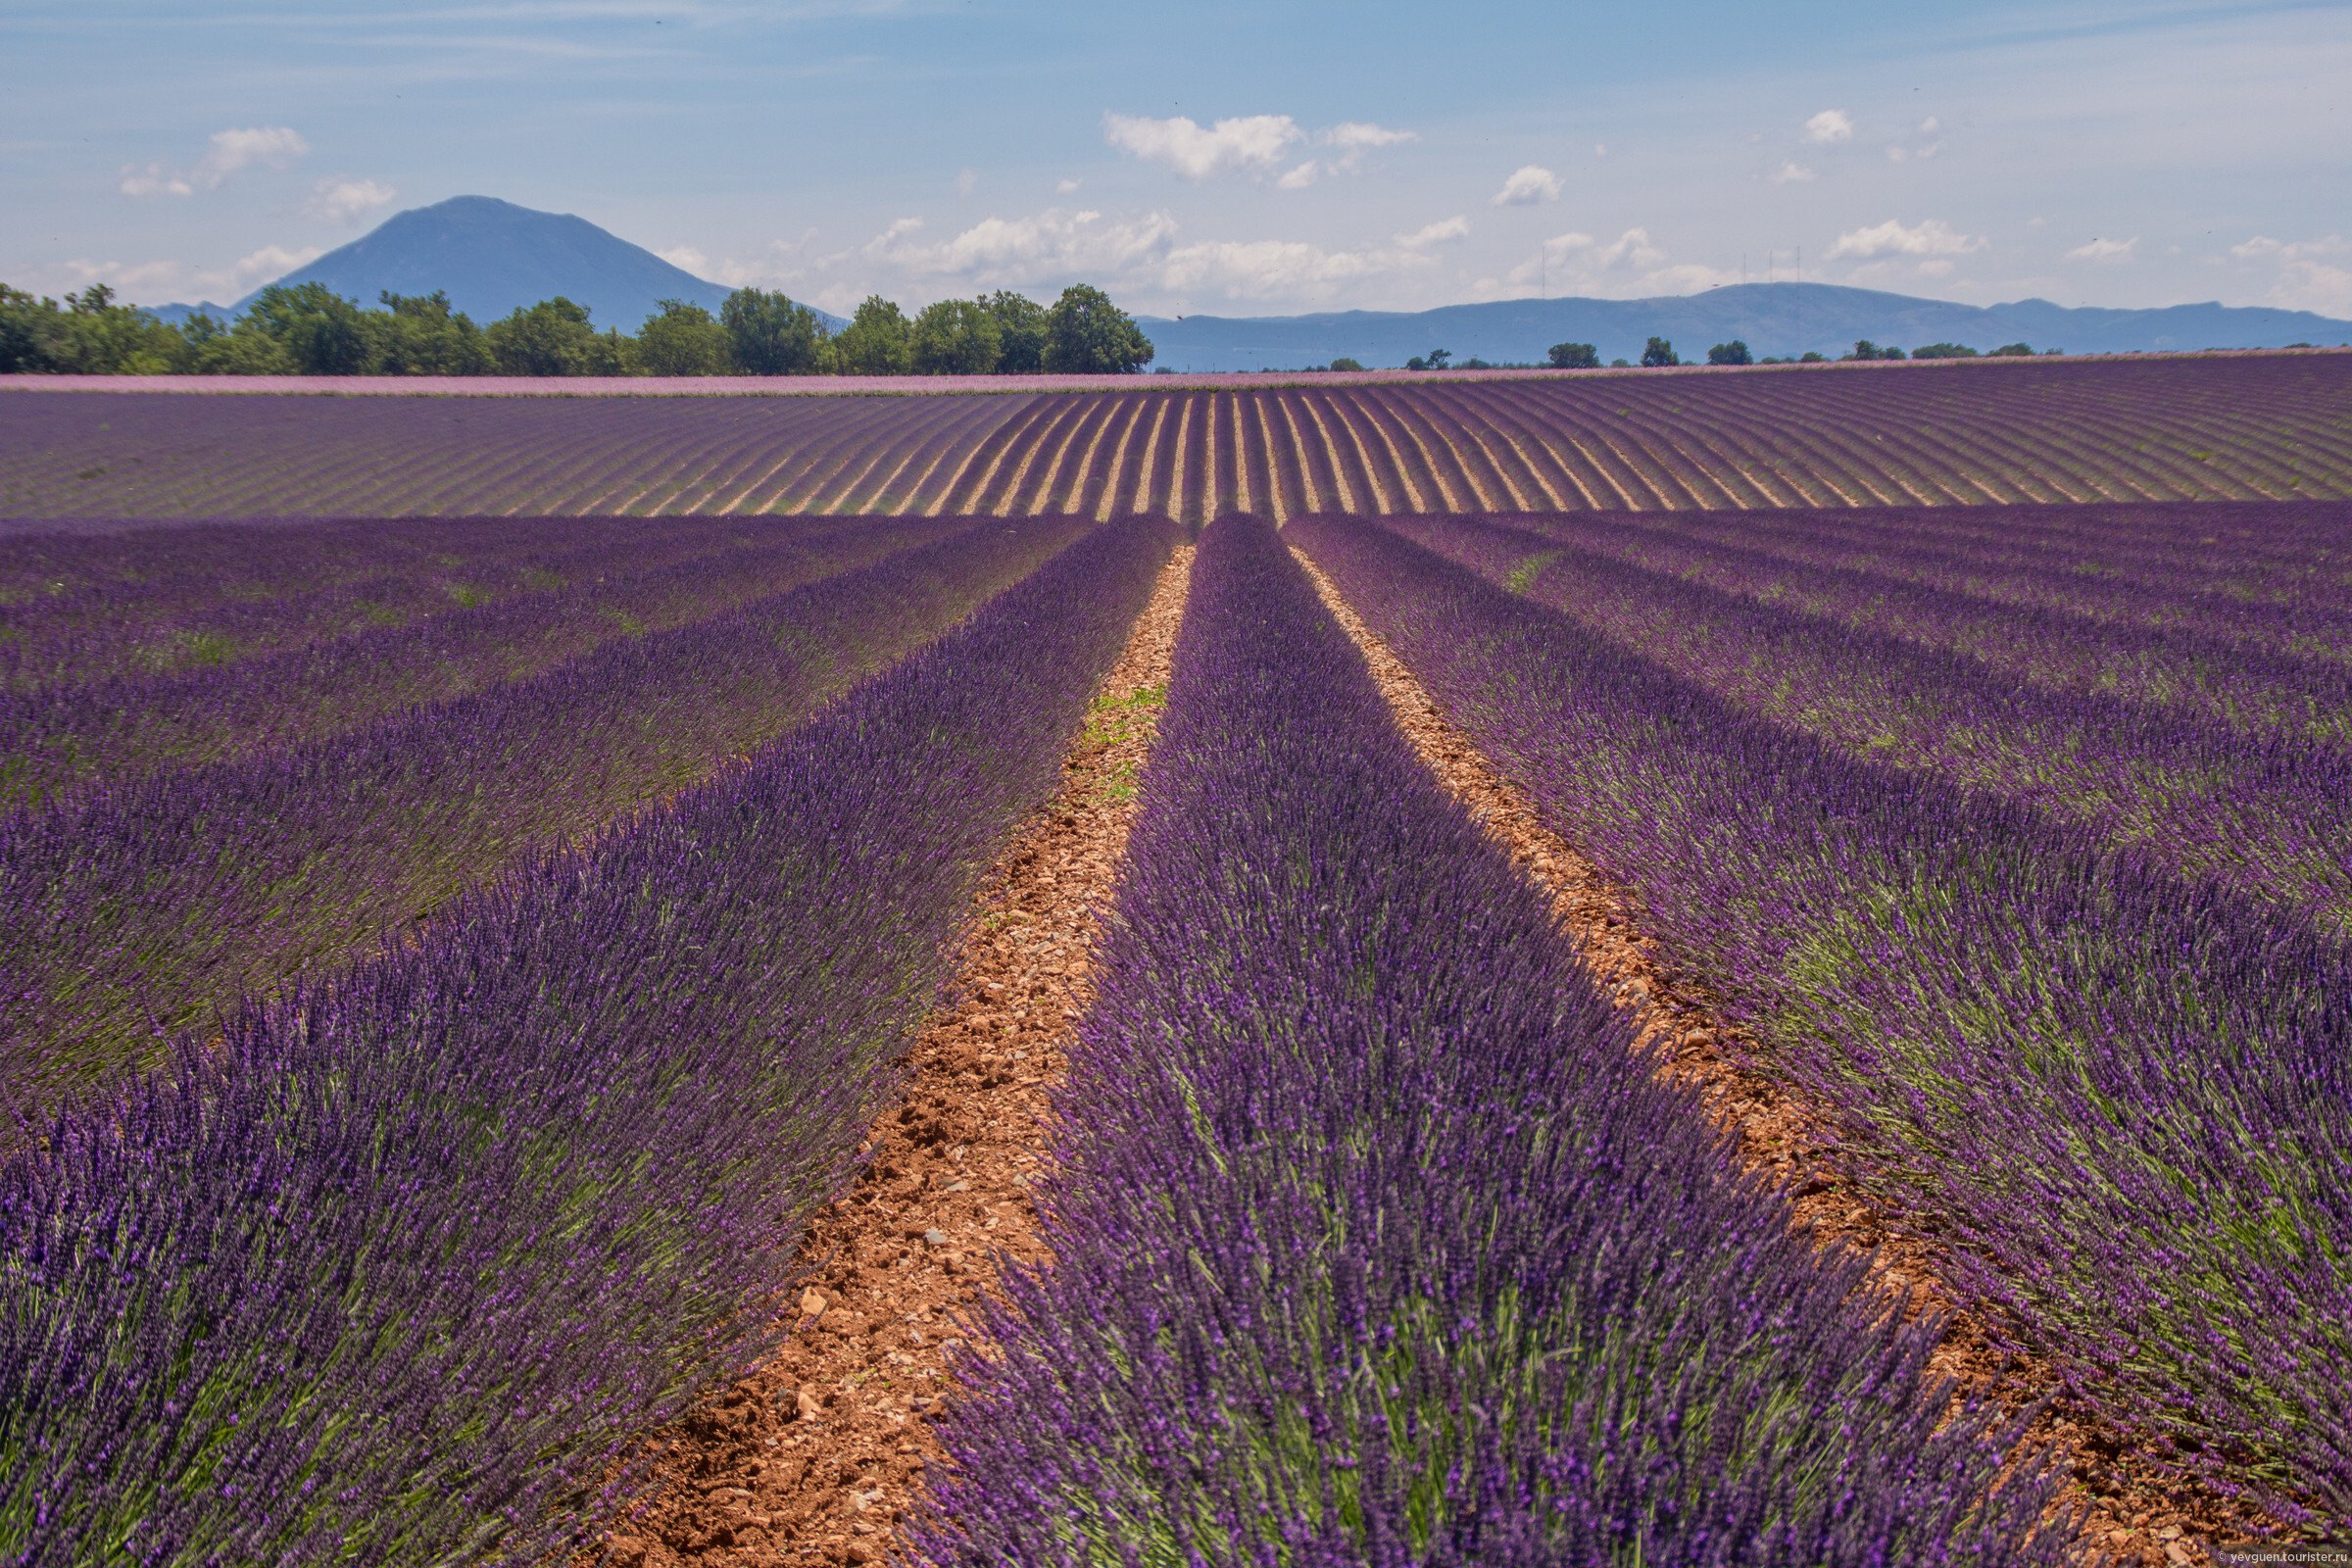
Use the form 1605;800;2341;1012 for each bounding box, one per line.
146;196;843;333
1138;283;2352;370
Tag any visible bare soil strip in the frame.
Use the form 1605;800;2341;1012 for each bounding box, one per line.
596;546;1194;1568
1291;545;2274;1568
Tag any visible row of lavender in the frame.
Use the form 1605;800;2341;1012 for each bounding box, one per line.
9;358;2351;523
1289;514;2352;1528
0;514;966;809
1528;504;2352;746
0;516;1172;1564
0;516;1083;1124
919;517;2071;1565
0;513;756;693
1378;508;2352;936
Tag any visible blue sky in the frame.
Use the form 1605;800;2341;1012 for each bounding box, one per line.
4;0;2348;319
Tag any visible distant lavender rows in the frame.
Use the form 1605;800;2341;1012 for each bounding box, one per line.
0;514;963;809
920;516;2070;1565
7;356;2349;523
1293;514;2352;1528
0;513;748;692
1380;507;2352;935
0;516;1084;1123
0;517;1172;1565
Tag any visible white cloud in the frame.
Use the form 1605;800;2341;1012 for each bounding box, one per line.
1054;177;1080;195
1102;112;1300;180
2230;234;2352;317
1886;115;1945;164
1396;215;1469;248
201;126;309;181
121;125;310;199
2064;236;2138;263
1491;226;1736;299
307;177;396;222
1158;236;1430;300
1101;112;1412;185
1770;161;1817;184
657;244;712;273
1804;109;1854;144
1492;165;1562;206
1827;217;1987;260
954;167;978;198
215;243;323;290
1318;122;1415;161
860;206;1180;285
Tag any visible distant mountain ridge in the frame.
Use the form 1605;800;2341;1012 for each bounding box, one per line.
1137;283;2352;370
145;196;843;333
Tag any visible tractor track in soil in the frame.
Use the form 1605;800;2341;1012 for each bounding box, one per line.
1292;544;2280;1568
594;544;1195;1568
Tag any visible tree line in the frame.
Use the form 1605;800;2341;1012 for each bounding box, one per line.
0;281;1155;377
1544;336;2053;368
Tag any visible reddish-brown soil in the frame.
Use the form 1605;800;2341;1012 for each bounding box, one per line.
592;546;1194;1568
1292;546;2281;1567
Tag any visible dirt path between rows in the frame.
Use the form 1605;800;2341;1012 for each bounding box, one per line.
595;545;1194;1568
1290;545;2276;1568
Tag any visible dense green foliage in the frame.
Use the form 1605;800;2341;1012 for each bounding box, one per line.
0;278;1152;377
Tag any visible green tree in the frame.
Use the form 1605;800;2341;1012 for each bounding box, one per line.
0;286;69;372
1798;351;1828;364
982;290;1049;373
910;297;1004;374
831;295;912;375
1041;284;1152;374
720;288;826;375
243;282;376;374
1706;339;1753;366
175;311;296;375
1910;341;1979;360
367;291;492;375
29;285;183;374
1844;339;1906;362
1329;356;1365;372
486;297;607;376
1641;336;1680;368
635;299;733;376
1988;342;2035;358
1545;341;1600;369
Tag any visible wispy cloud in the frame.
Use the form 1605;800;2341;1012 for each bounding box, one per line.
1396;216;1470;248
1803;108;1854;144
1102;111;1414;186
1491;165;1561;206
306;176;395;222
2064;235;2137;262
120;124;309;198
1828;217;1987;260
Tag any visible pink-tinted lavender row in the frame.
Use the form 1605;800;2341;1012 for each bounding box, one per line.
1381;511;2352;934
1292;514;2352;1530
0;515;963;809
916;516;2070;1565
0;515;1170;1565
0;516;1085;1123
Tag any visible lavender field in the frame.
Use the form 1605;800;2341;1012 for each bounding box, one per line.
2;364;2348;1564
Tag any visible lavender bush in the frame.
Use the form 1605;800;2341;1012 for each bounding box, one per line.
914;515;2070;1567
1291;513;2352;1529
0;515;1172;1566
1377;510;2352;933
0;514;964;808
0;516;1086;1123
